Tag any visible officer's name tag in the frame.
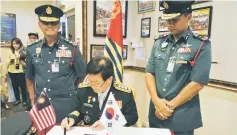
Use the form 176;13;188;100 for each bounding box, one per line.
176;60;188;64
56;50;72;57
167;60;175;72
84;103;93;108
51;61;59;72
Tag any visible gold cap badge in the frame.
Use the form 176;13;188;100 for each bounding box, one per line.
163;1;169;9
46;6;52;14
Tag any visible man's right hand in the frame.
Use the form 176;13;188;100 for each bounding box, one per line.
153;99;174;119
61;117;75;130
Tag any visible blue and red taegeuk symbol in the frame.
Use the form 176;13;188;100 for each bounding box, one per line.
105;107;115;120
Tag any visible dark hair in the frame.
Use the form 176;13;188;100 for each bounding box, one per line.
86;56;114;81
10;38;23;53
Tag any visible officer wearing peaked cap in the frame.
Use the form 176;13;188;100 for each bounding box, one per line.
146;1;212;135
25;5;86;126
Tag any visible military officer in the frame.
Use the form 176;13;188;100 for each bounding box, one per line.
1;112;37;135
145;1;212;135
25;5;86;123
61;56;138;130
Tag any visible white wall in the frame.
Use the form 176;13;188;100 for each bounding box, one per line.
131;1;237;83
1;0;53;45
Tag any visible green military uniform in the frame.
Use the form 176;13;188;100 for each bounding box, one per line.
25;5;86;123
26;35;86;123
1;112;37;135
146;1;212;133
68;82;138;126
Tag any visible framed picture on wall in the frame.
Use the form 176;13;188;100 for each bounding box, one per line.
93;0;128;38
90;44;105;59
141;17;151;38
194;0;212;4
123;45;128;59
189;6;213;39
90;44;128;59
138;0;156;14
158;17;168;32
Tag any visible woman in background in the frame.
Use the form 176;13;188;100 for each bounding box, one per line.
7;38;27;106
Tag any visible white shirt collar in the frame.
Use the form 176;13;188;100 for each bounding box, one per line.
98;83;111;98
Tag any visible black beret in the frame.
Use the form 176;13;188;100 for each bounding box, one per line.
1;112;34;135
160;0;195;20
35;5;64;22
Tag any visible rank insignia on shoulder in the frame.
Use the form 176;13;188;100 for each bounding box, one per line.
113;82;132;93
78;82;90;88
193;33;209;41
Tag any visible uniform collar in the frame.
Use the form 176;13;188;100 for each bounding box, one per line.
166;27;192;44
41;34;62;49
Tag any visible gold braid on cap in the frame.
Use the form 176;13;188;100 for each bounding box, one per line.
161;13;181;20
39;16;59;22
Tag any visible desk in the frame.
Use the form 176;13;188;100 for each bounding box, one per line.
47;126;172;135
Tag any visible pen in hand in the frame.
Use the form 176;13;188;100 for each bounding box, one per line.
64;117;69;135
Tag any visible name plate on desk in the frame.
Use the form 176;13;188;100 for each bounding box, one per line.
47;126;171;135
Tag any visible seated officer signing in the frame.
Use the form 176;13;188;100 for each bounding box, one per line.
146;1;212;135
61;56;138;130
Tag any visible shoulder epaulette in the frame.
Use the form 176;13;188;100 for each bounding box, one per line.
64;38;77;46
193;33;209;41
154;34;168;42
28;39;41;47
113;82;132;93
78;82;90;88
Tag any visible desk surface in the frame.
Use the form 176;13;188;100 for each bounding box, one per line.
47;126;172;135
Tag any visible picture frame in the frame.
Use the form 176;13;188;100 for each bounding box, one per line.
93;0;128;38
138;0;156;14
141;17;151;38
158;17;168;32
189;6;213;38
90;44;128;59
194;0;212;4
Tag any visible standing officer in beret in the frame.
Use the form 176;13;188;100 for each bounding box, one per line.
61;56;138;130
25;5;86;123
145;1;212;135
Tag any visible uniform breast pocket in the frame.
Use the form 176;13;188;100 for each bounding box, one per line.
82;105;95;124
154;52;167;71
32;58;43;72
60;58;72;71
174;53;191;73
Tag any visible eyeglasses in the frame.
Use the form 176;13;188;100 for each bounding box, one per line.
41;21;59;26
87;78;107;88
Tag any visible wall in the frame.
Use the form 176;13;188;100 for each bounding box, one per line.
1;0;53;72
131;1;237;83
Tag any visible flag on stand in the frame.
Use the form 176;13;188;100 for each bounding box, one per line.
104;0;124;83
29;90;56;131
100;92;127;129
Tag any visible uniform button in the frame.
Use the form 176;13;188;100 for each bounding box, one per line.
49;52;51;54
48;79;50;82
158;54;161;57
43;88;46;90
48;89;51;92
48;61;50;63
62;61;65;64
36;60;38;63
164;78;168;81
172;47;175;50
86;111;88;114
181;57;184;59
163;88;166;91
49;98;51;100
70;94;72;96
48;70;50;72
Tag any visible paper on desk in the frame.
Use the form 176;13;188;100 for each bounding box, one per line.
46;126;108;135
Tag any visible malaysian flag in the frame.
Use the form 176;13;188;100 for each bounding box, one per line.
29;90;56;131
